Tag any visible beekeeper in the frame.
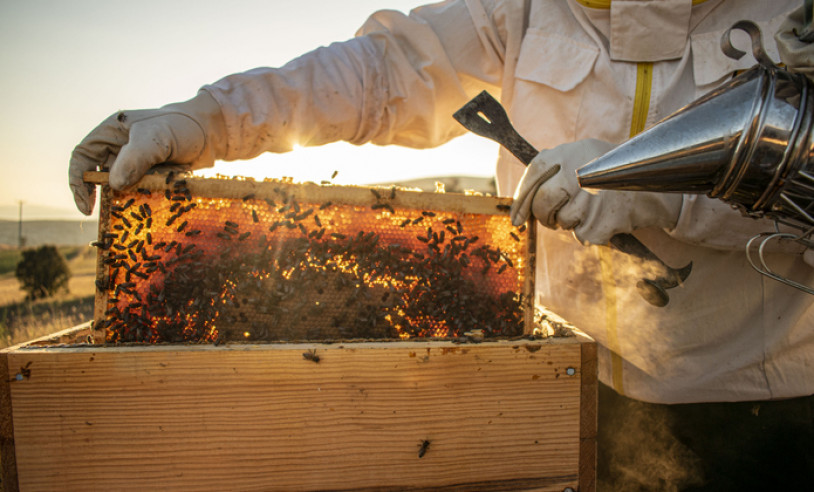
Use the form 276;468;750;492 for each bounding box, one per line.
70;0;813;483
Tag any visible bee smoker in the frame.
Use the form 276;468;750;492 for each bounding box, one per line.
577;20;814;294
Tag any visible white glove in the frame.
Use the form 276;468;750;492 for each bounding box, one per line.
775;6;814;81
69;91;227;215
510;139;683;245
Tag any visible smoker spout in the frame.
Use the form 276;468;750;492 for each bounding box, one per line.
577;66;765;195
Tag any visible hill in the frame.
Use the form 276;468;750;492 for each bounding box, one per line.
0;220;98;247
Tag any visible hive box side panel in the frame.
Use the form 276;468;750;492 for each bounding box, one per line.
0;350;19;492
4;339;589;491
579;335;598;492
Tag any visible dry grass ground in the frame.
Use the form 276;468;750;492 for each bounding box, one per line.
0;246;96;348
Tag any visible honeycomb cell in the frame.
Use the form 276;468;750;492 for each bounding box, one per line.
93;176;532;343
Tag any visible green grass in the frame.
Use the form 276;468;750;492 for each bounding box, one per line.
0;295;93;322
0;295;94;348
0;245;95;347
0;246;83;276
60;245;83;261
0;249;22;275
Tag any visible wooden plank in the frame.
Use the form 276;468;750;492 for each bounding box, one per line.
4;338;588;491
579;332;598;492
82;171;514;216
0;349;19;492
1;322;91;350
523;222;537;332
91;184;112;344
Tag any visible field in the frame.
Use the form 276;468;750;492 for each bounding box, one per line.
0;245;96;348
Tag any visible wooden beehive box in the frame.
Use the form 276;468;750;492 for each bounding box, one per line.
1;173;597;491
1;323;596;492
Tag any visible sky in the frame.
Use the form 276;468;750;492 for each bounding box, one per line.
0;0;498;221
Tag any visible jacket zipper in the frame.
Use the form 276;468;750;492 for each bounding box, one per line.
630;62;653;136
575;0;707;7
601;61;653;396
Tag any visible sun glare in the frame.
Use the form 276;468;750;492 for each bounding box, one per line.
198;136;497;191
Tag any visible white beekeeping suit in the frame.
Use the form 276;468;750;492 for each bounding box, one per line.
70;0;810;404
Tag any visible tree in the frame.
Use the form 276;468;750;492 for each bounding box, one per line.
15;245;71;300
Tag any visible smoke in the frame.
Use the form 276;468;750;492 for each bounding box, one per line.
597;384;704;492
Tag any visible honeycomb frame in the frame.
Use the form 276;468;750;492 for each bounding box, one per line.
85;171;535;344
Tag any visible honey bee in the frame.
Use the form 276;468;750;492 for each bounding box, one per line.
418;439;431;458
302;349;320;363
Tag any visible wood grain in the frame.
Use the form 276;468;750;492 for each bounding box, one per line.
0;348;18;492
579;332;598;492
91;184;111;344
3;337;590;491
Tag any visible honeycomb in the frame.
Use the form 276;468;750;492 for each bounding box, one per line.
91;174;533;343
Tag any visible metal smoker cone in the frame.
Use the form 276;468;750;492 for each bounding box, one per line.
578;19;814;232
577;19;814;296
577;68;766;196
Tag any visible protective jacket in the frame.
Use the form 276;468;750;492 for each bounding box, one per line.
202;0;811;403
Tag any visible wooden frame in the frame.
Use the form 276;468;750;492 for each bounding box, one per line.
84;172;535;343
84;172;537;343
1;324;596;491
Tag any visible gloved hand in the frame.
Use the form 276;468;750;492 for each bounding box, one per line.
69;91;227;215
775;6;814;81
510;139;683;245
